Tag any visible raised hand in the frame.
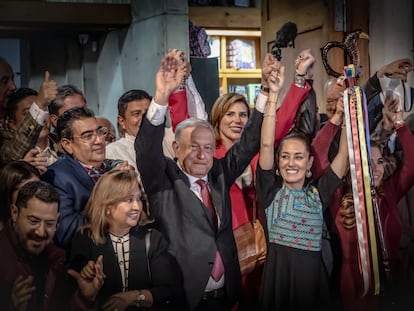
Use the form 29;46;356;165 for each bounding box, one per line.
154;55;188;106
330;93;345;126
36;71;58;110
339;193;356;230
11;275;36;311
261;53;279;87
268;63;285;95
377;58;413;81
295;49;316;78
68;255;105;302
167;48;192;79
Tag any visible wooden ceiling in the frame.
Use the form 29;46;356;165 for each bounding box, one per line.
0;1;260;38
0;1;131;37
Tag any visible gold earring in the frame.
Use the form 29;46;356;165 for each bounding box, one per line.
306;169;312;178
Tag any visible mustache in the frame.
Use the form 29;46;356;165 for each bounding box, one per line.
28;232;49;241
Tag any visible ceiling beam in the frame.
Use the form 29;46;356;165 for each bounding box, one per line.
0;1;131;33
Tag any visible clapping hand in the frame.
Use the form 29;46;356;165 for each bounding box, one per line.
11;275;36;311
68;255;105;302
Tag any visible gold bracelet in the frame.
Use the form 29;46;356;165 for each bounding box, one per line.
263;114;276;117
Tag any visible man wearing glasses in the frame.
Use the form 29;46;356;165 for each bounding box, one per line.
42;107;133;249
0;180;107;310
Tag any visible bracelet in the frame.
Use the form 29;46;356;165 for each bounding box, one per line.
295;71;306;77
394;119;405;129
294;74;306;88
260;85;270;93
263;113;276;117
175;78;187;92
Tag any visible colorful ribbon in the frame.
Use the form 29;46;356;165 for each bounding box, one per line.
343;64;381;295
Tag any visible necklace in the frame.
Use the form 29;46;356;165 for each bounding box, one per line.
109;231;129;238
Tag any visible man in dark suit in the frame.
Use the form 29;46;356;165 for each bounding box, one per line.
42;107;132;249
135;54;273;310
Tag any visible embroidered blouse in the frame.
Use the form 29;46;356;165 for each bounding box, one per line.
266;185;323;251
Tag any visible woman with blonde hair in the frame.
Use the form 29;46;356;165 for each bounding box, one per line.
68;170;185;310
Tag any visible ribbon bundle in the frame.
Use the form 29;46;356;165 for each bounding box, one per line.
342;64;387;295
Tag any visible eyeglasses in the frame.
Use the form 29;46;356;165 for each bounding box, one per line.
72;126;108;142
25;215;57;232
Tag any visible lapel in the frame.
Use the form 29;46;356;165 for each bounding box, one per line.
210;181;224;230
65;154;95;190
102;236;124;291
127;232;140;285
174;161;224;232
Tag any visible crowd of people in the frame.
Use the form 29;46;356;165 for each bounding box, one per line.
0;44;413;311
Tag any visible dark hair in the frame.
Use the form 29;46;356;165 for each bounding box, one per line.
117;90;151;117
49;85;86;116
56;106;95;141
6;88;38;121
15;181;60;211
0;161;40;222
277;131;313;159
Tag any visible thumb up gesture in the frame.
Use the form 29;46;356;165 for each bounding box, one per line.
36;71;58;110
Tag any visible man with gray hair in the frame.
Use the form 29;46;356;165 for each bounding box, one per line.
135;52;277;310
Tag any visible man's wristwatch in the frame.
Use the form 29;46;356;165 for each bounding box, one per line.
136;290;146;307
260;85;270;93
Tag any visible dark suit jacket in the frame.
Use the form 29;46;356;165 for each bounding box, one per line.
135;109;263;310
42;154;96;249
42;155;123;249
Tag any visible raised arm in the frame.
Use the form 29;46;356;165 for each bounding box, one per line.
274;49;316;147
311;91;344;179
259;62;285;170
330;124;348;179
167;49;191;131
0;71;57;163
136;53;186;193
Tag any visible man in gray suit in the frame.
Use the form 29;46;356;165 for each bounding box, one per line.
136;53;277;310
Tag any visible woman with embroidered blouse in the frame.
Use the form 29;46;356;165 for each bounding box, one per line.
68;170;186;310
256;65;349;310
